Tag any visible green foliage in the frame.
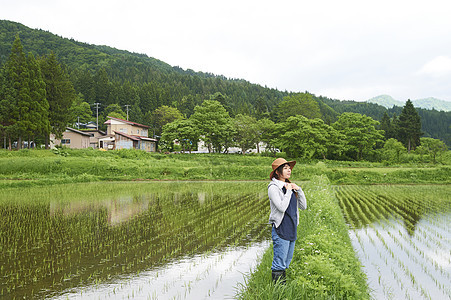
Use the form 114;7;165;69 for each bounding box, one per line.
160;118;199;153
382;138;406;162
151;105;184;136
190;100;235;153
398;99;422;152
70;99;93;124
101;103;126;126
417;137;447;163
275;116;344;159
233;114;259;154
277;93;322;121
257;118;278;154
333;112;384;160
40;51;75;140
0;35;50;149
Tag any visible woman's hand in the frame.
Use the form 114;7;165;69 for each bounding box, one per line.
290;183;300;191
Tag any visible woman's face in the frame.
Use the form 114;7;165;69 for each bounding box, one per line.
277;164;291;181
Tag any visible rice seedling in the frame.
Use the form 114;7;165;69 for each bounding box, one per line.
0;181;271;299
335;184;451;300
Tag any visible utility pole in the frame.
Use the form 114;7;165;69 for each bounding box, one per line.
124;105;130;121
93;103;101;130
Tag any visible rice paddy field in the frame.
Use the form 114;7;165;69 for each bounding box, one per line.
335;184;451;300
1;150;450;299
0;181;271;299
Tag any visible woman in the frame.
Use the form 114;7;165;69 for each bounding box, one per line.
268;158;307;284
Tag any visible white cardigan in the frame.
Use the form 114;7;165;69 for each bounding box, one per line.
268;178;307;228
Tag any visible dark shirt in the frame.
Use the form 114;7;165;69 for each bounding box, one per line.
275;186;297;241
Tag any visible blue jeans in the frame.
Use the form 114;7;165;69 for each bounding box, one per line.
271;226;296;271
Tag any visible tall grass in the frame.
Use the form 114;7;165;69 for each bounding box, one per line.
237;176;370;300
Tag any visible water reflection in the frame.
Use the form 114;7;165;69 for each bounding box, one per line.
51;241;270;300
0;182;270;299
50;195;152;226
337;185;451;300
336;185;451;235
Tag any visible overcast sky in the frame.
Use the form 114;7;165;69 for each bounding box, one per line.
2;0;451;102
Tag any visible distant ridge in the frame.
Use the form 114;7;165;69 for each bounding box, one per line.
367;95;451;112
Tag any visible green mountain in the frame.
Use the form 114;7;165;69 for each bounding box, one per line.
0;19;286;120
367;95;451;112
413;97;451;112
1;20;450;147
367;95;403;108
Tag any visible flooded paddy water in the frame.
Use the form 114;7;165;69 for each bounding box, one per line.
335;185;451;300
0;181;271;299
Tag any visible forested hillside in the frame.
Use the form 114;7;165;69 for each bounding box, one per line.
0;20;450;147
0;20;285;122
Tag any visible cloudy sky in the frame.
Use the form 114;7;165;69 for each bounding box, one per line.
2;0;451;102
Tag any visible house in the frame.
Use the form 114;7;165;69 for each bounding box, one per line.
114;131;157;152
74;121;98;130
51;127;108;149
103;116;157;152
104;116;149;137
83;129;107;149
51;127;92;149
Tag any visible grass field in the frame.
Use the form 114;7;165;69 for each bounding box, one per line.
0;149;449;188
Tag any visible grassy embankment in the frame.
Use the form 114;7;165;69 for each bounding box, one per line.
0;148;449;189
1;148;449;299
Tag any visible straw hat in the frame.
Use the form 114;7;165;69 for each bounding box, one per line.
269;158;296;180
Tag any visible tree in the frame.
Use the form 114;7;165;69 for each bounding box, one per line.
176;94;198;118
277;93;321;121
102;104;126;122
0;37;22;149
257;118;277;154
380;112;395;140
93;67;112;106
25;53;49;147
233;114;259;155
382;138;406;162
210;92;232;116
398;99;422;153
417;137;447;163
151;105;184;137
70;98;93;125
333;112;384;160
275;116;343;159
40;52;76;145
190;100;234;153
0;35;49;149
161;119;199;153
257;118;276;155
254;96;269;120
